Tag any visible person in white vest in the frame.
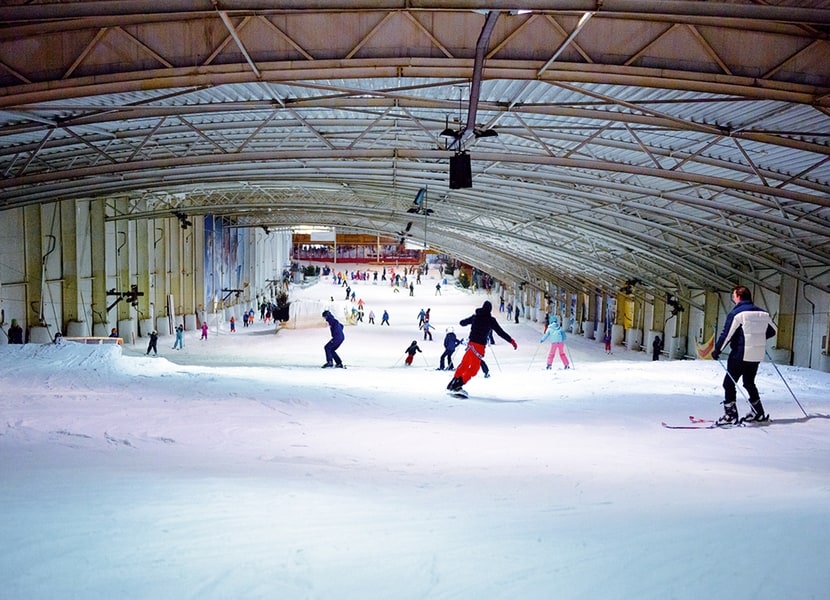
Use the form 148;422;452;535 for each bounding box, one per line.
711;286;777;426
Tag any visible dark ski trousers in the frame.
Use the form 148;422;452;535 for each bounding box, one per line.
325;338;343;366
723;355;763;414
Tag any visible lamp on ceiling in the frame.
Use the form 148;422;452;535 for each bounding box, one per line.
173;211;192;229
440;116;461;139
473;128;498;138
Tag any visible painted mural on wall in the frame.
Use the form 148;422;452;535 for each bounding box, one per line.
203;216;247;312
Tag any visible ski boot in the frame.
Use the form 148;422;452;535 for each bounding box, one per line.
742;410;770;424
446;377;463;391
715;400;740;426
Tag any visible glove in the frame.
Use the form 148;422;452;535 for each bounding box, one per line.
510;339;518;350
711;349;720;360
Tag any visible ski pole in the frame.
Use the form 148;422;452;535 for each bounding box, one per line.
564;343;575;370
765;350;808;417
715;357;750;403
488;344;502;372
420;353;430;368
527;343;542;371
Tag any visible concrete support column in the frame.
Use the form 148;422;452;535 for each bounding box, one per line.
23;205;42;327
777;275;796;354
573;291;584;334
59;200;79;332
90;200;108;335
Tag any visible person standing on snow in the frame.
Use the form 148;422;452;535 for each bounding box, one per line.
438;327;463;371
539;315;570;370
8;319;24;344
146;330;159;356
711;286;776;425
172;324;184;350
321;310;345;368
447;300;517;394
652;335;663;361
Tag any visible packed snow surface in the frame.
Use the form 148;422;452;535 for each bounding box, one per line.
2;270;829;599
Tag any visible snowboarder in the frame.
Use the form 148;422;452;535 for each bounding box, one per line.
711;285;776;425
438;327;462;370
404;340;422;366
321;310;345;368
540;315;570;370
447;300;517;395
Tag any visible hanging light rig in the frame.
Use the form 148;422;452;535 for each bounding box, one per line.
439;11;501;189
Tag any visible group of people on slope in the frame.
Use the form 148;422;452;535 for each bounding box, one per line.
428;284;778;425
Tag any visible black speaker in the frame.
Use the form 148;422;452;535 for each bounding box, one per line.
449;152;472;189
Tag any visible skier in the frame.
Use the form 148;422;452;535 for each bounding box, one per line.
200;321;208;340
438;327;462;370
404;340;422;366
381;310;390;326
711;285;777;425
422;319;434;341
447;300;517;396
540;315;570;370
321;310;345;368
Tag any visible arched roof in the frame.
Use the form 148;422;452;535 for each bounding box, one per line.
1;1;829;302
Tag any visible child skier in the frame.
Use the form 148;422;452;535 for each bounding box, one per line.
404;340;422;366
438;327;462;370
540;315;570;370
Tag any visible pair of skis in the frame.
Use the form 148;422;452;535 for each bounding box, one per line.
661;415;769;429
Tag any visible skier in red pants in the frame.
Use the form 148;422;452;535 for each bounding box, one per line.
447;300;517;395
